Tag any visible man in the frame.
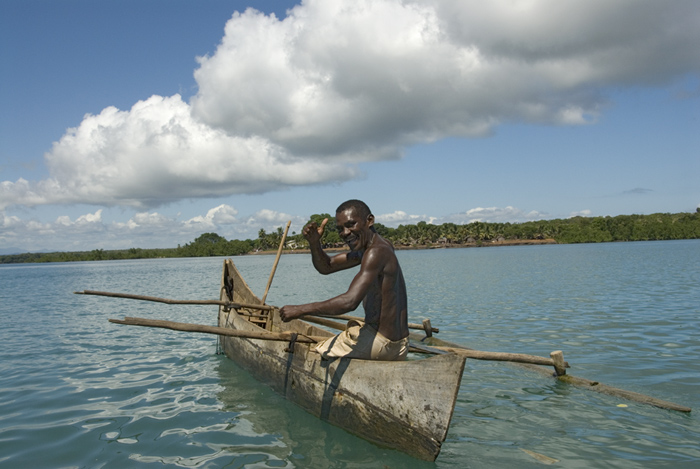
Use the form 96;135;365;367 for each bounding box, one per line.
279;199;410;360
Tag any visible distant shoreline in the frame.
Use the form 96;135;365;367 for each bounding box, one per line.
249;238;557;255
4;210;698;263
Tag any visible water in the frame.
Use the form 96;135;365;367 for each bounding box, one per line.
1;240;698;468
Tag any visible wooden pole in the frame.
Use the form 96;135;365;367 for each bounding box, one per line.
75;290;274;311
110;316;322;343
77;290;437;334
414;343;570;369
303;315;349;331
110;315;568;370
414;335;692;413
422;319;433;338
550;350;567;376
315;313;439;334
555;374;691;413
262;220;291;304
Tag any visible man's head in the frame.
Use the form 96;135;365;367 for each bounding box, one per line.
335;199;375;251
336;199;372;220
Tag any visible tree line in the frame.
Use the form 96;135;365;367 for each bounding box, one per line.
376;210;700;246
2;210;699;264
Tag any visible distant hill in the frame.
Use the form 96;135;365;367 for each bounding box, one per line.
0;247;26;255
0;248;54;255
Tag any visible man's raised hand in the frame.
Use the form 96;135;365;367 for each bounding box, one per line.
303;218;328;244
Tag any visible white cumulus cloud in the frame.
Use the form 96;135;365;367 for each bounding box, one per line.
242;209;307;233
368;206;550;228
570;209;592;218
376;210;432;226
0;204;305;253
0;95;357;210
1;0;698;211
185;204;239;230
444;206;549;224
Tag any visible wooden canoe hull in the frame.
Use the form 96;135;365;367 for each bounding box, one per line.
217;259;466;461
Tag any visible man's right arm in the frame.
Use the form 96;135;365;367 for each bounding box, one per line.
308;236;333;274
304;219;359;274
304;219;333;274
309;238;360;274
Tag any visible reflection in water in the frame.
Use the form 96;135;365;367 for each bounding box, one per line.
214;356;430;468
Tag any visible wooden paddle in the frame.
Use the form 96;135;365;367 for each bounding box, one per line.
261;220;291;304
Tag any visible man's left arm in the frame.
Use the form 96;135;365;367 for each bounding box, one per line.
280;249;385;321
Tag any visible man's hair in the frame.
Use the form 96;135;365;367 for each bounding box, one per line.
336;199;372;219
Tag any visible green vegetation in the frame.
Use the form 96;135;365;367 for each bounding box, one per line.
375;211;700;246
2;211;699;264
1;233;257;264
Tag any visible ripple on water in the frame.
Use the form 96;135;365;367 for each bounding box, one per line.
1;244;699;468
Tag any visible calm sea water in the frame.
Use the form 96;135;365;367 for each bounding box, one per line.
1;240;698;468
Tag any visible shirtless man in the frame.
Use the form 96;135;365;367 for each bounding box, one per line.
279;199;410;360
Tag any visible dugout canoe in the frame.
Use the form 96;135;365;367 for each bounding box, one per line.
217;258;467;461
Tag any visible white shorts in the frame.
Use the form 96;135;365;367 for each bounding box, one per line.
314;319;409;361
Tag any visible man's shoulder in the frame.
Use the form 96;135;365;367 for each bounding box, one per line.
368;234;393;251
365;236;398;263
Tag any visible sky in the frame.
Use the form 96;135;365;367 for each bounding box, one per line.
1;0;699;254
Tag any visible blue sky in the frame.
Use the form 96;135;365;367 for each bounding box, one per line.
1;0;699;253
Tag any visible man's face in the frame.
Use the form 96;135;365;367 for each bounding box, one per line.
336;207;374;251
